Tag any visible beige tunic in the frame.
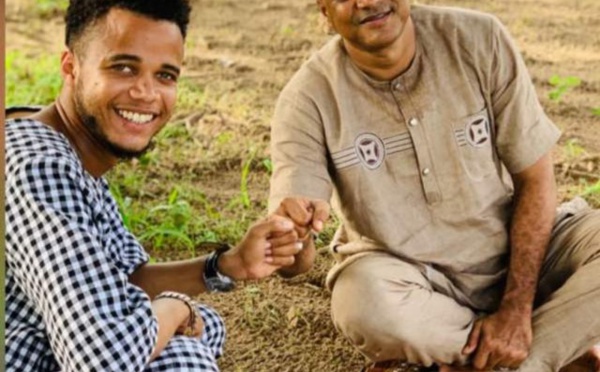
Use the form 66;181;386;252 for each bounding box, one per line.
269;5;561;311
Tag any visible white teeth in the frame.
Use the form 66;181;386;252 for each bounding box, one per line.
118;110;154;124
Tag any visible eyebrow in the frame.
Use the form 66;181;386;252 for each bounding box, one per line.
107;53;181;75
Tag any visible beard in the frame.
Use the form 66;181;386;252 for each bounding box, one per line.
73;87;154;160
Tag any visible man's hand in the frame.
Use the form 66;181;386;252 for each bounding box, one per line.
462;306;533;370
271;197;330;277
220;215;300;280
274;197;330;237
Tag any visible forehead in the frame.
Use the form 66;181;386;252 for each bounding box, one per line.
81;8;184;66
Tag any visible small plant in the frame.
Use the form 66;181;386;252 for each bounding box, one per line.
262;158;273;174
548;75;581;102
563;138;586;161
110;184;139;232
138;188;195;250
592;107;600;117
228;149;257;209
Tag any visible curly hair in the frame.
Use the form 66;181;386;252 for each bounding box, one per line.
65;0;191;50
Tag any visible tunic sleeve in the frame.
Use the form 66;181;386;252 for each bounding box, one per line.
489;17;561;173
268;86;334;213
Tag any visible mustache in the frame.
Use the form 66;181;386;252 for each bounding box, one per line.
353;5;394;24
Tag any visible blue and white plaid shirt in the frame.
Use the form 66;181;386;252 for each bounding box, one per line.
5;119;225;371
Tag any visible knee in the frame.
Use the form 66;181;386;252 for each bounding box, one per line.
331;267;431;359
197;304;226;356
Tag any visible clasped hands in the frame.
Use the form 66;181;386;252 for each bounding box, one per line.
218;196;330;281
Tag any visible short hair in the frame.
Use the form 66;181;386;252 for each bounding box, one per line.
65;0;191;50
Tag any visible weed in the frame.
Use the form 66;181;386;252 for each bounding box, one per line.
242;285;284;330
583;181;600;197
592;107;600;117
262;158;273;174
176;78;208;113
548;75;581;102
109;184;139;232
139;188;195;250
228;149;257;210
563;138;586;161
5;50;62;106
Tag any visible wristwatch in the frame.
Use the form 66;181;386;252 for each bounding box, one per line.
203;243;236;292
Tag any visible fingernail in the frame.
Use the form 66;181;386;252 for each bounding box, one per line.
266;249;272;255
295;242;303;251
265;241;272;249
314;220;323;230
265;256;273;263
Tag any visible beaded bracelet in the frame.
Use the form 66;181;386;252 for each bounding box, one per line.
155;291;199;336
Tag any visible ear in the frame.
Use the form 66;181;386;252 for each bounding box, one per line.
317;0;328;18
60;50;77;86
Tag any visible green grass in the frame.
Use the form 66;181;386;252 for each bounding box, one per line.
548;75;582;102
33;0;68;18
5;50;62;106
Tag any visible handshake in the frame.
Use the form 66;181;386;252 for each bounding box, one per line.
222;197;331;281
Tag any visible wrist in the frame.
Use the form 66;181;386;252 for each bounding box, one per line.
499;297;534;316
217;248;245;281
154;291;198;334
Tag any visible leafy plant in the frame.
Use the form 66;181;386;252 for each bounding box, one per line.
548;75;581;102
592;107;600;117
138;188;195;250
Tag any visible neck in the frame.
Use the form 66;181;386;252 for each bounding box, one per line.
31;93;118;178
344;16;416;81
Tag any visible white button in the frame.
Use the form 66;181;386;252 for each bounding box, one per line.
393;82;401;91
409;118;419;127
422;168;430;176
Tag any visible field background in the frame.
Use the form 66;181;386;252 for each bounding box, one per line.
5;0;600;371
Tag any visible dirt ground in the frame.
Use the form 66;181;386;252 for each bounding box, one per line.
5;0;600;371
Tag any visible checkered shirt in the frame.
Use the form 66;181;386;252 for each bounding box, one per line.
5;119;225;371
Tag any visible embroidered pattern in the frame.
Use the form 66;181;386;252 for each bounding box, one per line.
332;132;414;170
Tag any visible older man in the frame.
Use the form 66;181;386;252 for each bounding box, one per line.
268;1;600;371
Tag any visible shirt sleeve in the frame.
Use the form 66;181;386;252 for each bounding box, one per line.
268;85;334;213
489;17;561;173
5;156;158;372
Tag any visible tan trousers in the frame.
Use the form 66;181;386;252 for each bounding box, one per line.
330;210;600;371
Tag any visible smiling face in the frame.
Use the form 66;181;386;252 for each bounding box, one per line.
319;0;411;53
64;7;184;159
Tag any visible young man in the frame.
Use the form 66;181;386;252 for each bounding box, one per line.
5;1;303;371
268;1;600;371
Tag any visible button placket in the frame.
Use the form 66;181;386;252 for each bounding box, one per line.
390;80;442;204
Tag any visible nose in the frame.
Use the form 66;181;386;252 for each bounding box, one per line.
129;74;159;102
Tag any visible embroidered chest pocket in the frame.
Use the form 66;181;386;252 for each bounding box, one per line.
452;108;498;180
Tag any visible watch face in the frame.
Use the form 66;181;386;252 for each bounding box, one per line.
206;276;235;292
